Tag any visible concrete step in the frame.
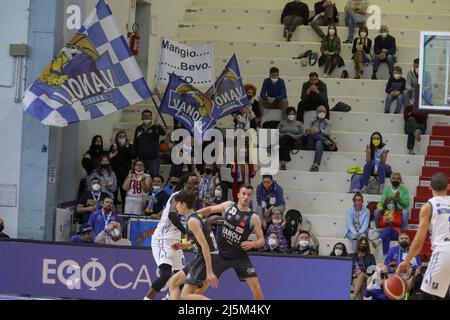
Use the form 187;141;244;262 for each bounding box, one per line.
242;75;445;99
287;150;424;176
179;22;433;46
283;190;382;215
191;0;450;14
252;170;419;195
185;6;450;30
181;39;447;64
214;56;447;80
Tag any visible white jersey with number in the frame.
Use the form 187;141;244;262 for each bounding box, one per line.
152;191;183;241
420;196;450;298
428;196;450;249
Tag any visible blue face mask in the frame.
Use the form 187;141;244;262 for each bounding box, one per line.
387;203;395;210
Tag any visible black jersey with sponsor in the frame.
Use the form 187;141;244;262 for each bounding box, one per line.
186;212;218;254
219;204;254;258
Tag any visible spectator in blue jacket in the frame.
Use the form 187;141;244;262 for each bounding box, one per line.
384;233;421;273
260;67;289;121
372;25;397;80
70;224;94;244
345;192;370;252
256;175;286;229
88;197;120;237
385;66;406;114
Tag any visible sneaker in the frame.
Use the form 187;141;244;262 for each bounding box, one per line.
310;164;320;172
280;164;287;171
343;40;352;44
408;149;416;155
371;73;377;80
323;73;330;78
287;32;293;42
354;74;360;79
361;186;369;194
415;129;422;142
283;29;288;39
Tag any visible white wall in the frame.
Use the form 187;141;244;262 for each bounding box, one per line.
0;0;30;238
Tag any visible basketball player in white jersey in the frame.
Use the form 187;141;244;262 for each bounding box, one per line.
144;173;200;300
397;172;450;299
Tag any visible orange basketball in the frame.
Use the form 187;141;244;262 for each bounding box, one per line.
384;274;408;300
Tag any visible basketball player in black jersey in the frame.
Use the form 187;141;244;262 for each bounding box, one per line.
169;190;219;300
196;184;265;300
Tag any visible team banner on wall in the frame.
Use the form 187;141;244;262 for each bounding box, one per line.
22;0;152;127
157;37;213;86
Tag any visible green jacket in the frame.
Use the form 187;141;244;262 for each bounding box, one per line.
377;185;410;210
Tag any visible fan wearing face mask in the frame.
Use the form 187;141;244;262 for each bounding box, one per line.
345;193;370;252
123;160;152;216
349;237;376;300
372;25;397;80
109;131;136;209
76;177;110;224
82;135;109;176
361;132;390;194
384;233;421;274
144;175;171;219
374;172;410;233
278;107;305;170
351;26;372;79
329;242;349;257
261;208;289;252
291;230;318;256
384;66;406;114
256;175;286;230
305;105;336;172
95;221;131;246
88;155;117;200
378;196;403;255
259;67;289;120
318;25;345;78
133;109;166;178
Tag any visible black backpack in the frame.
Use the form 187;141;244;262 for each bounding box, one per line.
331;102;352;112
283;209;303;244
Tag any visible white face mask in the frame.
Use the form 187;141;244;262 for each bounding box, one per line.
215;189;222;199
414;68;419;74
268;238;278;248
335;249;343;256
317;112;326;120
328;29;335;36
381;32;388;38
272;219;282;225
118;138;126;146
143;119;152;126
110;228;121;238
135;170;144;175
153;185;161;193
248;234;258;242
271;78;279;84
360;32;367;38
299;240;309;248
393;73;401;80
92;184;101;192
288;115;296;121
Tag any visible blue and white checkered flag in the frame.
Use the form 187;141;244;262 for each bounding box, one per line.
23;0;152;127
